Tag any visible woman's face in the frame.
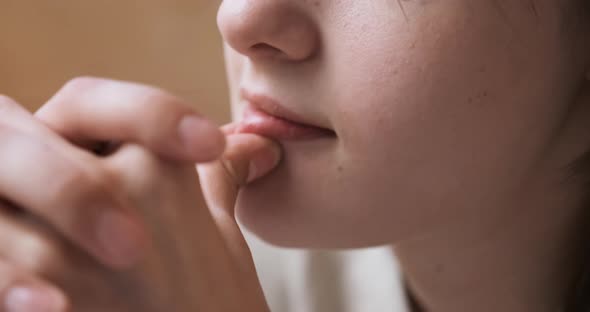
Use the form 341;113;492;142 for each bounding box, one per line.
217;0;588;248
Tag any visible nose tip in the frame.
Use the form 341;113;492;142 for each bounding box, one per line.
217;0;319;62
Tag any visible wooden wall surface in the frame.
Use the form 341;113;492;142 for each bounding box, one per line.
0;1;229;123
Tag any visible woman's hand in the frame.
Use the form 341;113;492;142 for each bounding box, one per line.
0;88;163;311
0;77;279;311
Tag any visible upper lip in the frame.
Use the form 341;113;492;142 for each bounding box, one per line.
240;88;331;130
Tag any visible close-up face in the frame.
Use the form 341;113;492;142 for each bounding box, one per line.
217;0;589;248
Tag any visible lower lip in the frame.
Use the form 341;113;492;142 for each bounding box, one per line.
235;106;335;141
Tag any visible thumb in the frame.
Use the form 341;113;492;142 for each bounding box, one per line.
198;133;282;215
196;133;281;264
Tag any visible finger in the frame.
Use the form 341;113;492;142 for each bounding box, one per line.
0;260;69;312
220;123;238;135
103;143;211;232
0;96;146;269
0;202;87;278
198;133;281;215
35;77;225;163
101;143;182;197
196;133;281;265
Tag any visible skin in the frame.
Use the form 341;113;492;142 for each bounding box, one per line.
0;78;278;311
0;0;588;311
218;0;590;311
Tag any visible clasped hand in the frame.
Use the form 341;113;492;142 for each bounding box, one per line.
0;77;279;312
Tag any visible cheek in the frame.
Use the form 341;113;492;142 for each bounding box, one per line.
327;3;571;236
232;2;574;247
338;5;558;181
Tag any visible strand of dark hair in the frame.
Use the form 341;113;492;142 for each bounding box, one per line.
566;149;590;312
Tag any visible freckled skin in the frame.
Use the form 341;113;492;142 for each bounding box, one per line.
218;0;590;248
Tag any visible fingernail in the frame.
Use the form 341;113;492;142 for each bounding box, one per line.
96;210;144;269
178;115;225;161
5;286;67;312
247;143;282;183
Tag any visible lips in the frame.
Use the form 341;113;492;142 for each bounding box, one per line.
235;91;335;141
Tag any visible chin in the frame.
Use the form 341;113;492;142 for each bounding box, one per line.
234;177;404;249
233;140;339;247
233;140;418;248
234;166;319;248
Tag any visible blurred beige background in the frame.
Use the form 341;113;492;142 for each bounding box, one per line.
0;1;229;122
0;2;405;311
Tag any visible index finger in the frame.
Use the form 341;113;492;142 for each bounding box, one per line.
35;77;225;163
0;96;146;269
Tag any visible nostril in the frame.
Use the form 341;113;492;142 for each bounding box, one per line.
217;0;319;62
251;43;276;51
249;43;284;58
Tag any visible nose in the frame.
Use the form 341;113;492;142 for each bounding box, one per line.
217;0;320;62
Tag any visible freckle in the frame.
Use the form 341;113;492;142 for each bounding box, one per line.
482;91;488;97
337;165;344;173
467;97;473;103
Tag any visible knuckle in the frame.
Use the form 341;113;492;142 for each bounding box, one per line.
0;97;30;137
50;76;105;105
108;145;164;192
0;95;19;113
0;263;28;289
52;166;95;198
50;162;115;206
61;76;102;93
0;94;17;106
0;260;15;276
41;76;104;115
124;145;162;175
14;233;64;274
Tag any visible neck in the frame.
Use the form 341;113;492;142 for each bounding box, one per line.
395;164;589;312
